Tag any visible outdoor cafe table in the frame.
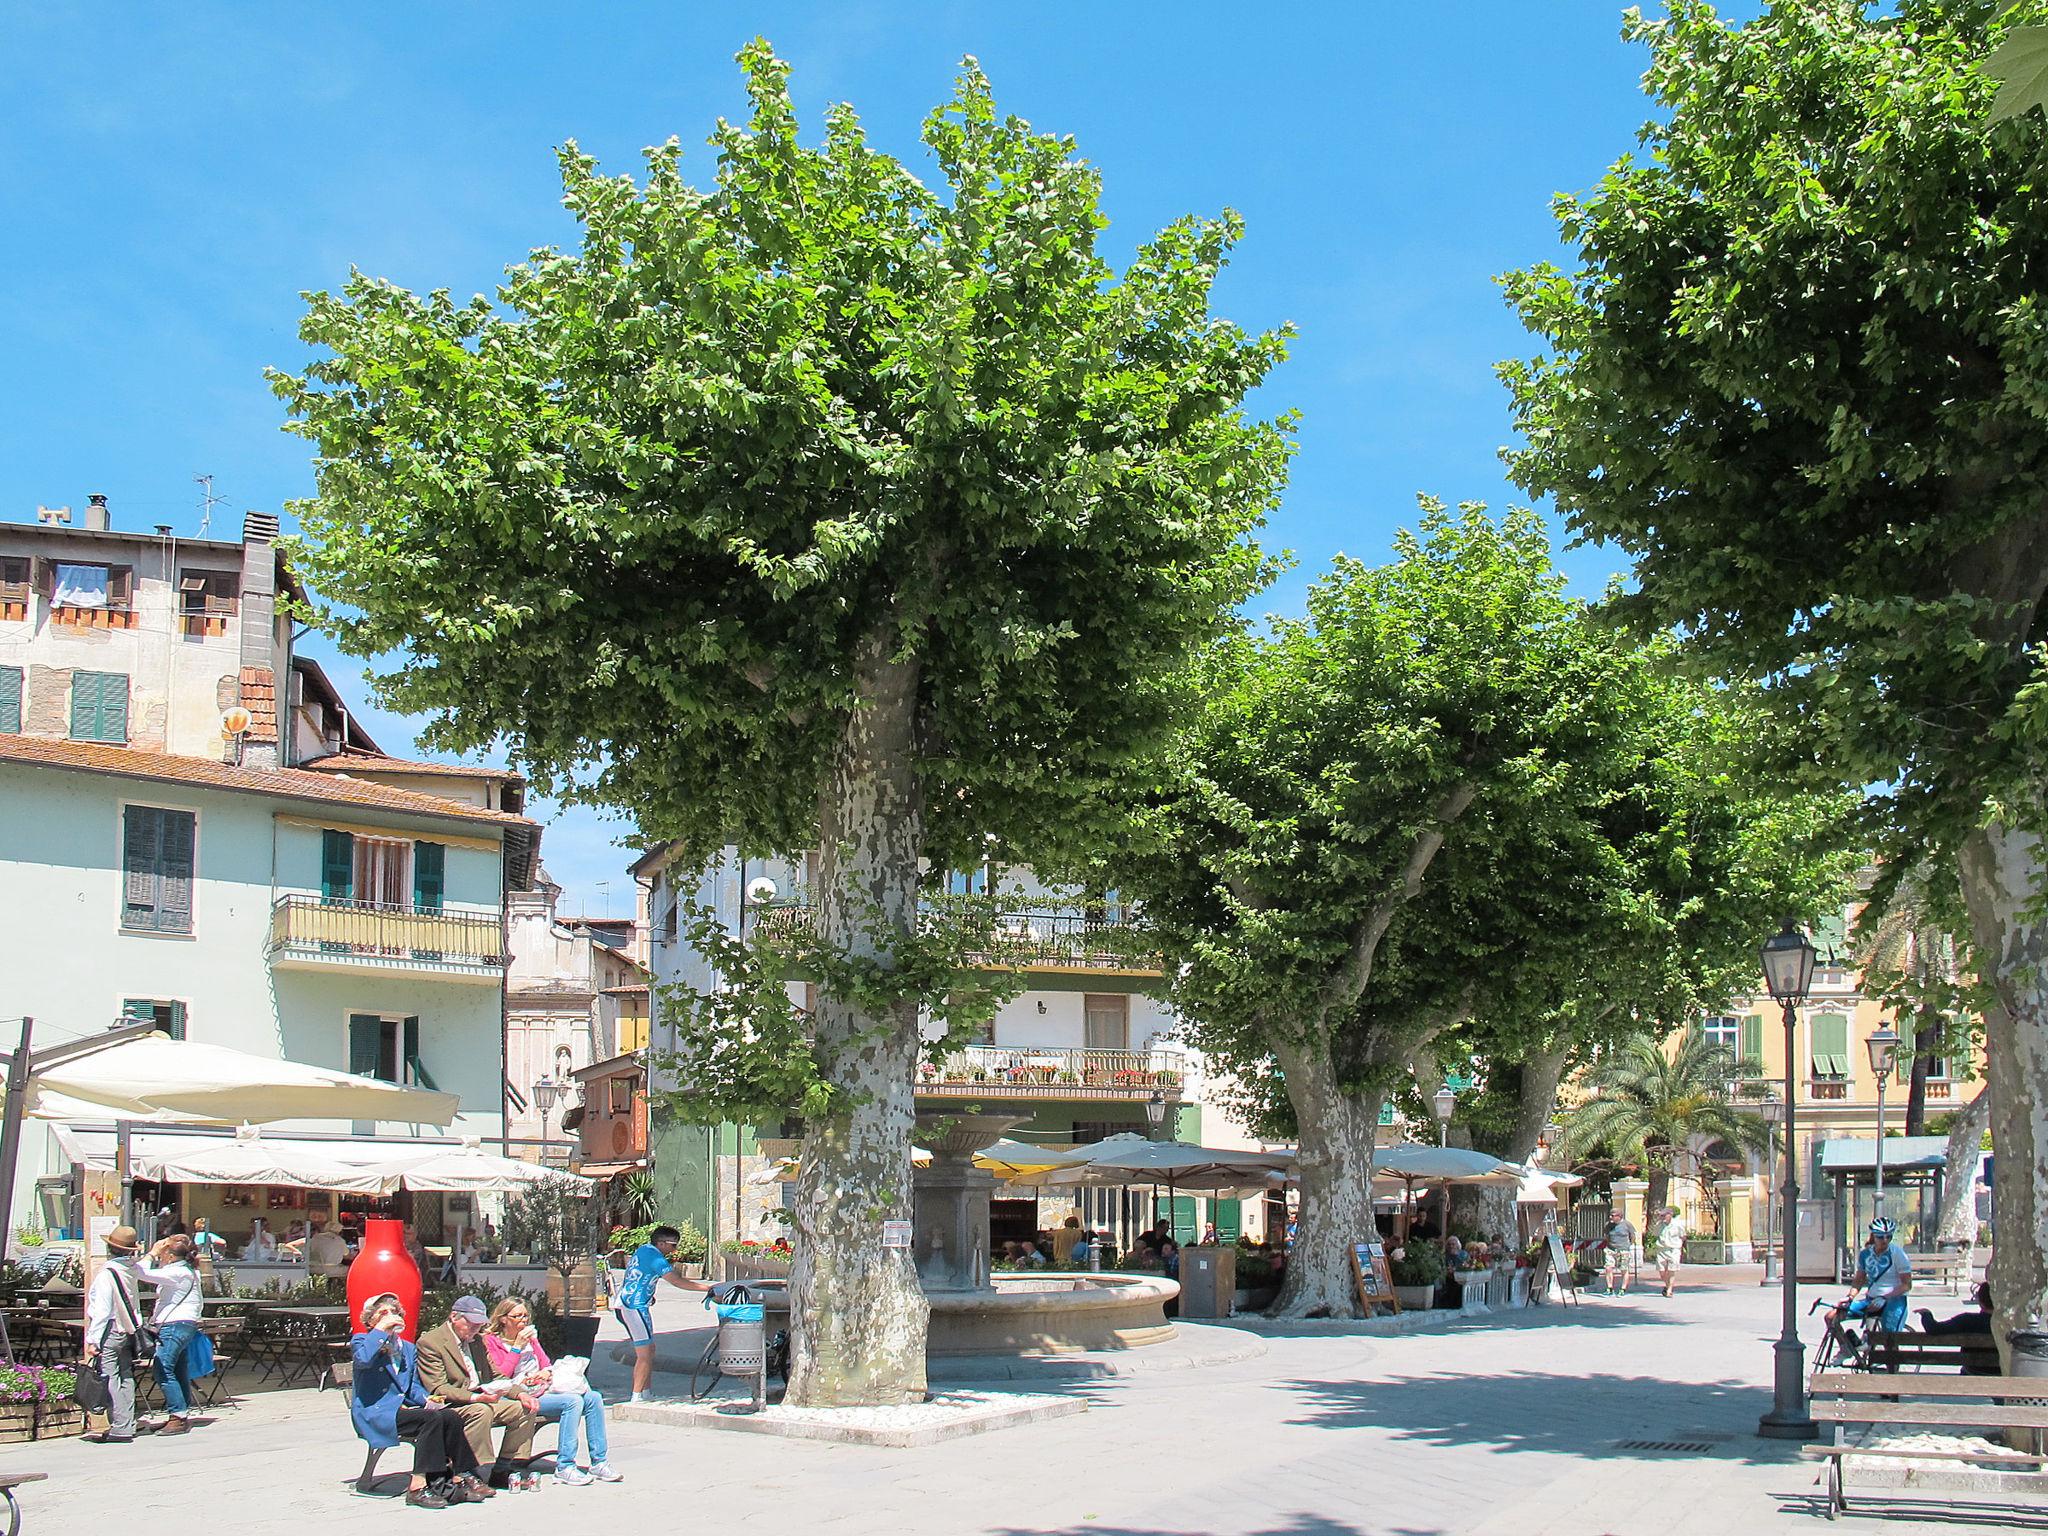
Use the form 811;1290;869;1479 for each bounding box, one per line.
249;1305;351;1387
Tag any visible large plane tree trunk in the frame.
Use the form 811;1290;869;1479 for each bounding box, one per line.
1957;810;2048;1378
1934;1084;1990;1248
1271;1041;1382;1318
785;643;929;1407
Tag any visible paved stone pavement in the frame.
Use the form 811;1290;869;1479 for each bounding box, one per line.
10;1273;2041;1534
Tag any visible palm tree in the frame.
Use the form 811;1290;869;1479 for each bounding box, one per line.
1853;861;1965;1136
1573;1032;1771;1214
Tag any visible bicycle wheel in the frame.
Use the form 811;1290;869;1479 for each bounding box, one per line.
1810;1321;1841;1383
688;1335;723;1402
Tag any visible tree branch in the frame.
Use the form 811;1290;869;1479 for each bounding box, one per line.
1316;782;1477;1024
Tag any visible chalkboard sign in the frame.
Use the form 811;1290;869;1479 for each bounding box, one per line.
1350;1239;1401;1316
1536;1231;1578;1307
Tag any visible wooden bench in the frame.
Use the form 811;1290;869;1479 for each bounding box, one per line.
1868;1333;2000;1376
0;1473;48;1536
1805;1371;2048;1520
1906;1250;1969;1295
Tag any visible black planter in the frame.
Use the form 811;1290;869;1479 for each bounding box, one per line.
560;1314;602;1356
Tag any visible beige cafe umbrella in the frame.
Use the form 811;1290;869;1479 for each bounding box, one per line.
393;1138;592;1193
133;1125;394;1193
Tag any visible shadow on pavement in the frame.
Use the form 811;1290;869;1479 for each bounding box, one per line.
1234;1298;1692;1340
992;1516;1382;1536
1278;1368;1797;1465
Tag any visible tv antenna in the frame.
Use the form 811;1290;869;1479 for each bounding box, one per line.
194;474;227;537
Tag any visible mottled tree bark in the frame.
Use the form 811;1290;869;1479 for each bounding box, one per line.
1934;1085;1990;1248
1957;809;2048;1379
785;642;929;1407
1271;1041;1383;1318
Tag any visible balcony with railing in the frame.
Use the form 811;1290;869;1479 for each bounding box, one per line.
755;897;1161;978
266;895;506;984
917;1044;1187;1101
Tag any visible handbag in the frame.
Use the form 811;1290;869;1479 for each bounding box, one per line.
73;1357;111;1414
186;1328;217;1379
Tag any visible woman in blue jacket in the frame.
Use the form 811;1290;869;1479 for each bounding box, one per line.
351;1293;486;1510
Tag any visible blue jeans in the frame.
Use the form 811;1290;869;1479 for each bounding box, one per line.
536;1389;607;1467
153;1321;199;1415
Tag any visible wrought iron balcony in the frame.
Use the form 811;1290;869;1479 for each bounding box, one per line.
917;1044;1187;1101
267;895;506;983
754;896;1161;976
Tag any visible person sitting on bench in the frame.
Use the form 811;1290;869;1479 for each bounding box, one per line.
350;1293;486;1510
1919;1280;1993;1336
415;1295;538;1490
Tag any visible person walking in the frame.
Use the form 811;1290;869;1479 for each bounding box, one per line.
482;1298;622;1486
1601;1206;1637;1297
82;1224;147;1445
1651;1206;1687;1299
138;1233;205;1433
350;1292;486;1509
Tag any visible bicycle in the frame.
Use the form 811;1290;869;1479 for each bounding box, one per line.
1808;1295;1902;1380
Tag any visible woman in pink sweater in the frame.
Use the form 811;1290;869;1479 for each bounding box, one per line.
482;1299;620;1487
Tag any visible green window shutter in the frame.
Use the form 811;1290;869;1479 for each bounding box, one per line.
167;1001;187;1041
412;842;445;913
70;672;100;740
348;1014;383;1079
402;1016;437;1090
71;672;128;743
321;830;354;902
1811;1014;1849;1076
1812;911;1849;964
1740;1015;1763;1067
1213;1197;1242;1244
121;805;162;928
103;673;128;743
0;666;19;734
155;809;195;934
1170;1195;1198;1245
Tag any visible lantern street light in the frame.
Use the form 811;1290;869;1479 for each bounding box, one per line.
1145;1089;1167;1141
1432;1084;1457;1147
1865;1025;1902;1219
1758;920;1819;1442
532;1074;562;1151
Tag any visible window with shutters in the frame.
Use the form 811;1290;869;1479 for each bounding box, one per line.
348;1012;432;1088
0;557;26;621
1810;1012;1850;1098
178;569;239;637
48;562;135;628
1739;1014;1764;1072
120;805;196;934
122;999;187;1040
0;666;20;734
1699;1016;1739;1053
70;671;129;743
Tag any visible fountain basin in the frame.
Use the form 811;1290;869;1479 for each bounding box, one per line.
926;1272;1178;1355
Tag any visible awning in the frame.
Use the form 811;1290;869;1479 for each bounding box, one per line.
1819;1137;1949;1174
573;1161;649;1180
49;1125;579;1193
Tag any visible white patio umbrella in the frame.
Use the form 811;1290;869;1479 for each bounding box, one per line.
394;1140;591;1193
1021;1138;1297;1236
132;1126;394;1193
26;1035;459;1126
1509;1164;1586;1205
1369;1143;1523;1238
973;1138;1101;1180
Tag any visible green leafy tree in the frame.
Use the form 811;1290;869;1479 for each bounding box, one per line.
271;45;1291;1404
1112;505;1731;1315
1499;0;2048;1360
1569;1033;1771;1216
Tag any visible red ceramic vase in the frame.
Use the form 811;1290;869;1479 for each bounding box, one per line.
347;1217;424;1341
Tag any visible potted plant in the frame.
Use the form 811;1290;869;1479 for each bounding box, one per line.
503;1175;609;1356
1389;1238;1446;1310
0;1362;79;1441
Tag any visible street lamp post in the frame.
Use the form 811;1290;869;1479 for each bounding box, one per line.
1433;1084;1457;1148
1144;1089;1167;1141
1758;920;1819;1441
532;1075;561;1156
1865;1025;1900;1221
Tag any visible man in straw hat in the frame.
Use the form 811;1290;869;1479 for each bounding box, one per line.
82;1225;147;1444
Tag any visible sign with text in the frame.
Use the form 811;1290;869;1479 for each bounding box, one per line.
1350;1239;1401;1316
881;1220;913;1250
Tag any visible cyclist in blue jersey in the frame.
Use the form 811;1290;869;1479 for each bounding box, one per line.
616;1226;711;1403
1826;1218;1913;1354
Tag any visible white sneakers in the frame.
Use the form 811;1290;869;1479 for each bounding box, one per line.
554;1463;624;1486
589;1464;624;1483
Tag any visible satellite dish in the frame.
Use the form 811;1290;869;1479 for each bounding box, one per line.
221;707;252;736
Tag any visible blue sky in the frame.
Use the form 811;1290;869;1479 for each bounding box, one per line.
1;3;1671;915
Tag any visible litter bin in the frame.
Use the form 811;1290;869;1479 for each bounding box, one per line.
1178;1244;1236;1319
2007;1329;2048;1455
709;1286;768;1411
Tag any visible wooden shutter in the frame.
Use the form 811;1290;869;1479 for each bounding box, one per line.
1739;1015;1763;1067
166;1000;187;1041
412;842;445;913
122;805;163;928
103;673;128;742
402;1016;438;1090
1213;1197;1243;1244
107;566;134;616
0;666;18;734
71;672;127;743
1811;1013;1849;1076
348;1014;383;1078
154;809;195;933
321;830;354;902
1169;1195;1197;1245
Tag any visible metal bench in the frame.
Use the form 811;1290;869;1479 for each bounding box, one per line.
1805;1370;2048;1520
0;1473;48;1536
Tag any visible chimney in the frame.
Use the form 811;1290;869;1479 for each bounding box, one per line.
82;494;111;532
237;509;283;768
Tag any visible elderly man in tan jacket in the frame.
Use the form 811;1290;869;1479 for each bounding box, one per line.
415;1295;538;1490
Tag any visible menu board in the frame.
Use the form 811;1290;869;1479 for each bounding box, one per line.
1537;1231;1578;1306
1351;1239;1401;1316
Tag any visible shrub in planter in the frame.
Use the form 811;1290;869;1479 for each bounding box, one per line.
0;1363;80;1442
1390;1239;1446;1289
1680;1236;1727;1265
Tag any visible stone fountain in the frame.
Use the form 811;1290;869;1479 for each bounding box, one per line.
911;1110;1178;1356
